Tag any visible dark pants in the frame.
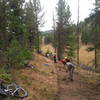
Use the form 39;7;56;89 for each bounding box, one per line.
54;59;56;63
68;67;74;80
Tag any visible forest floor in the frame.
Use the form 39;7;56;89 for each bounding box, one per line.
5;53;100;100
55;62;100;100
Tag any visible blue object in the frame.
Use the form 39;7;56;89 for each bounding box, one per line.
43;64;49;66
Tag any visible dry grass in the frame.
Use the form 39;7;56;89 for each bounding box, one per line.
75;67;100;85
79;45;94;65
41;44;55;54
41;44;95;66
11;54;57;100
7;45;96;100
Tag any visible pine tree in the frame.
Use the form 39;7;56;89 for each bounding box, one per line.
8;0;25;46
24;0;44;52
56;0;72;60
24;0;36;49
95;0;100;68
81;0;100;68
0;0;9;50
0;0;33;68
33;0;43;52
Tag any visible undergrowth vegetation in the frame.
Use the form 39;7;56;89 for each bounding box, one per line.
6;40;32;68
0;68;13;82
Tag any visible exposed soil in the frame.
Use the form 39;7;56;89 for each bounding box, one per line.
55;62;100;100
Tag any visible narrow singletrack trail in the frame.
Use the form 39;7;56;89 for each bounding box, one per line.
55;62;100;100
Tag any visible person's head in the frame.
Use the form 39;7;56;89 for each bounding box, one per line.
65;58;70;62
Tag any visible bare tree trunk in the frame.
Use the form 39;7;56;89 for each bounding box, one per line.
77;0;80;65
53;14;57;53
57;23;63;60
94;0;98;68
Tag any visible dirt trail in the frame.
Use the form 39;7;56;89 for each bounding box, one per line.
8;54;100;100
55;62;100;100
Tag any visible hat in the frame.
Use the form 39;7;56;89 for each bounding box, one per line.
64;56;67;59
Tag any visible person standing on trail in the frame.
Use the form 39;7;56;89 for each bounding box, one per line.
53;54;57;63
65;59;74;81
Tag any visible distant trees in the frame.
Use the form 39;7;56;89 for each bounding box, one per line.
81;0;100;68
43;31;54;45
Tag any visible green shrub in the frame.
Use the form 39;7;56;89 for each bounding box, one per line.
0;68;13;82
0;73;12;82
86;47;94;52
6;39;32;68
65;34;76;59
92;67;100;73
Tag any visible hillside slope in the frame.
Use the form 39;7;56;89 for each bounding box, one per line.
12;54;57;100
3;53;100;100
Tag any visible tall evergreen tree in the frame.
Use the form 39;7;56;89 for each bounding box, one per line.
56;0;72;60
24;0;36;49
0;0;9;50
81;0;100;68
24;0;44;52
0;0;33;68
33;0;43;52
8;0;26;46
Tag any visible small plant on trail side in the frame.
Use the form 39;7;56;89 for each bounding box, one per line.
0;68;13;83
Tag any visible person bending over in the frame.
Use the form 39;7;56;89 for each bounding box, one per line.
66;59;75;81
